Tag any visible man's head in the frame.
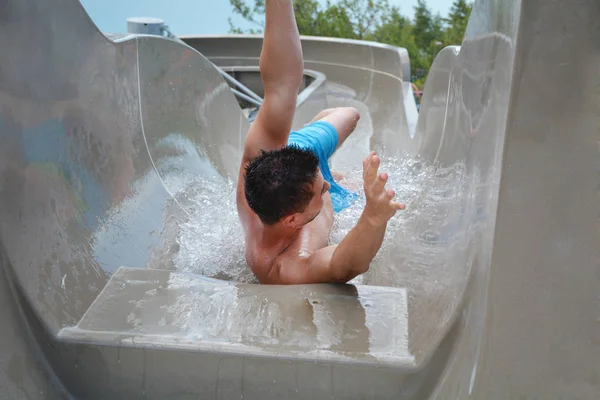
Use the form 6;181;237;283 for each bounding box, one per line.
244;145;330;228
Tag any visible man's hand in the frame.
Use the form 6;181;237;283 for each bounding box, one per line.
362;151;405;226
275;151;405;284
332;171;344;182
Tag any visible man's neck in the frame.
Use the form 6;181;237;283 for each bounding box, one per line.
260;222;300;251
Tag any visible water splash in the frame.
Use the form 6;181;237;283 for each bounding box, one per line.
171;152;471;293
330;155;471;289
172;176;255;283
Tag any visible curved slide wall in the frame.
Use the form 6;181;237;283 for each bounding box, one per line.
0;0;598;398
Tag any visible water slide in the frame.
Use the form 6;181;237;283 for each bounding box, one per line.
0;0;598;398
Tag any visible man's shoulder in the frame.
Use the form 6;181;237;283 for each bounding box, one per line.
245;240;279;284
242;114;291;161
235;164;274;281
244;233;303;284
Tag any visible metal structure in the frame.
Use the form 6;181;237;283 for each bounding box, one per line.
126;18;264;109
0;0;598;398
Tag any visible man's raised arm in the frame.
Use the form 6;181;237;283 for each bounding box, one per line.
244;0;304;156
277;152;406;284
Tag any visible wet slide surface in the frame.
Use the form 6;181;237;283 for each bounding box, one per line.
1;0;599;398
0;1;418;397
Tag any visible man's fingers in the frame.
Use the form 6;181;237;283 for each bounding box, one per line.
362;151;378;180
364;154;380;183
393;201;406;210
332;171;344;182
386;191;407;210
372;172;388;193
362;152;375;165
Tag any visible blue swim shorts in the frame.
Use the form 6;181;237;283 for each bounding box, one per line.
288;121;358;212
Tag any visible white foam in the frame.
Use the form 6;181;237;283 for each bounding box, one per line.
172;176;255;282
171;152;471;293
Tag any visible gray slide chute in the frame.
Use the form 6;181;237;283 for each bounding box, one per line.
0;0;598;399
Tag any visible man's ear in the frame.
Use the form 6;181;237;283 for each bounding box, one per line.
282;213;302;229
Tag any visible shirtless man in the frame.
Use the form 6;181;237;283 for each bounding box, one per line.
236;0;405;284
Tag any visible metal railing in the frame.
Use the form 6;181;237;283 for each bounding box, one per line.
127;17;263;107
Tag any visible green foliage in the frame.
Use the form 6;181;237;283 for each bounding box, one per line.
228;0;265;33
413;0;434;50
444;0;472;45
228;0;473;89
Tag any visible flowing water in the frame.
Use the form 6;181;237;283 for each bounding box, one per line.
171;153;472;290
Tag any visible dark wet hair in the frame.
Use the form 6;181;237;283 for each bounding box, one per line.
244;145;319;225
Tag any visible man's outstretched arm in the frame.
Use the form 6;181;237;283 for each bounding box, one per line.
277;152;406;284
243;0;303;159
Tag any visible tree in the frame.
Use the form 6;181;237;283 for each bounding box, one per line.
227;0;473;86
336;0;392;39
412;0;435;50
444;0;473;45
430;13;445;44
228;0;393;40
301;2;355;38
371;7;426;72
228;0;266;34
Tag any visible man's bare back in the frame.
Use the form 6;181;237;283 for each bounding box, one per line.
236;0;404;285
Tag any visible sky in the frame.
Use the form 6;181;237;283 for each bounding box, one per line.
80;0;453;36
